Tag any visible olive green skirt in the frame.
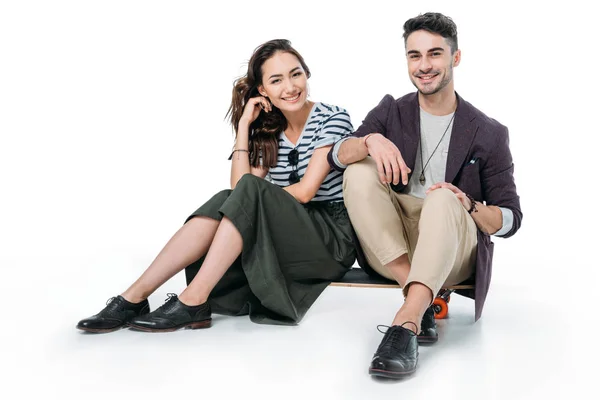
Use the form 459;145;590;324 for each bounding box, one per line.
184;174;356;325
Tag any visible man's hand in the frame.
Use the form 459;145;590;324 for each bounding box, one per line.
366;133;411;185
426;181;503;234
426;182;471;210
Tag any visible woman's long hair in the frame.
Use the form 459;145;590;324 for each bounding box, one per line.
226;39;311;168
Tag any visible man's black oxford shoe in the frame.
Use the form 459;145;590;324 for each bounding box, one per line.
417;305;438;344
369;323;419;379
77;295;150;333
128;293;211;332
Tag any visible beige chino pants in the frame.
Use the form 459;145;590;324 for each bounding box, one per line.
343;157;477;299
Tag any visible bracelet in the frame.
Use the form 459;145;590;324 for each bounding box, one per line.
227;149;249;160
363;134;374;147
465;193;478;214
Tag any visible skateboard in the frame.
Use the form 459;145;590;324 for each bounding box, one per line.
330;268;474;319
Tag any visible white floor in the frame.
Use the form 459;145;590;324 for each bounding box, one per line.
2;254;592;400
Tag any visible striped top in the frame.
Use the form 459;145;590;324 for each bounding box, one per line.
266;102;353;202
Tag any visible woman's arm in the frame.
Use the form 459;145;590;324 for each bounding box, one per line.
283;146;333;204
229;122;251;189
230;97;272;188
230;122;267;187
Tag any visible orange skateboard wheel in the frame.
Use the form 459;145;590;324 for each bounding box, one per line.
433;297;448;319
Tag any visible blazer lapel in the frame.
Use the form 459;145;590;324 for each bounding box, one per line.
445;93;478;184
399;93;420;170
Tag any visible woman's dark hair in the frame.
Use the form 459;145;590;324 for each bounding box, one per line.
403;12;458;53
226;39;311;168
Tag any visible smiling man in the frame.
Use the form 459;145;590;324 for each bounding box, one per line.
327;12;522;378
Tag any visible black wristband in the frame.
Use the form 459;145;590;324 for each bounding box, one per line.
465;193;478;214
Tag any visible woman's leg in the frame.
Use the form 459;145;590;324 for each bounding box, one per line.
178;216;242;306
121;216;220;303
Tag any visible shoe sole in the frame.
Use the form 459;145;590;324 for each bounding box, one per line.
417;335;438;344
76;325;125;333
127;319;212;332
369;367;416;378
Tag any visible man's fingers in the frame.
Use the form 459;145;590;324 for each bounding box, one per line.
400;164;409;185
386;159;396;183
376;159;387;184
391;161;401;185
426;182;463;195
442;182;460;193
394;155;410;185
426;183;441;194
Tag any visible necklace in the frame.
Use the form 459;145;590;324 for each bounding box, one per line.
419;114;455;185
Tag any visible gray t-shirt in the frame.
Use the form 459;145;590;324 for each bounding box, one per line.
406;108;455;199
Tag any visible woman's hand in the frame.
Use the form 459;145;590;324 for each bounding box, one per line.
239;96;272;127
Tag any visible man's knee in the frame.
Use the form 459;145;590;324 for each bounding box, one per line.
422;188;464;222
343;158;383;197
424;188;460;207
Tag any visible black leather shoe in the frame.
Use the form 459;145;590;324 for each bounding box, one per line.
417;306;438;344
77;295;150;333
369;323;419;378
128;293;211;332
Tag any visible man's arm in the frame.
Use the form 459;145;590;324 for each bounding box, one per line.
426;182;503;235
470;202;503;235
327;95;394;172
426;126;521;236
327;95;411;185
336;137;369;166
479;126;522;238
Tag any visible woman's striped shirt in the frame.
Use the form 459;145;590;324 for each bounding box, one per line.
265;102;353;202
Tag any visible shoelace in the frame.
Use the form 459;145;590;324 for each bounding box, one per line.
100;296;123;315
165;293;177;302
376;323;417;354
158;293;179;313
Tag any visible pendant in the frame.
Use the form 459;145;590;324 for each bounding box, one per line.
419;173;426;185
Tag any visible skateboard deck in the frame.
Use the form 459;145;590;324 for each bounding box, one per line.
330;268;474;290
330;268;475;319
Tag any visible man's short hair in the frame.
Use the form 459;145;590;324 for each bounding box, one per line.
403;12;458;53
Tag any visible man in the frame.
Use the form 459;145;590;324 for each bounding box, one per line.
327;12;522;378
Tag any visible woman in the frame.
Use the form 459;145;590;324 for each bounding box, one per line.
76;39;356;332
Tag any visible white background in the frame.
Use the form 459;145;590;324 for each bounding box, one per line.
0;0;597;399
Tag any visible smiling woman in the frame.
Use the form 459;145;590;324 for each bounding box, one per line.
76;39;358;332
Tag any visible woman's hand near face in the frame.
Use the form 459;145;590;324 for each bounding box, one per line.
239;96;272;127
231;96;270;189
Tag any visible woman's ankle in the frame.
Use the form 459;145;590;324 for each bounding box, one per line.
178;290;208;307
120;291;147;304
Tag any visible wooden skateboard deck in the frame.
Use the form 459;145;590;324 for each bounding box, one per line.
330;268;474;319
330;268;474;290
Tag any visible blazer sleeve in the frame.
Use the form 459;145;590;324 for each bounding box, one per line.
352;94;395;138
327;94;395;170
481;126;523;238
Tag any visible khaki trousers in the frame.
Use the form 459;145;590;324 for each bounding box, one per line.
343;157;477;298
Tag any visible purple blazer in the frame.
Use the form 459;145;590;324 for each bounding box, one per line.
328;92;522;321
